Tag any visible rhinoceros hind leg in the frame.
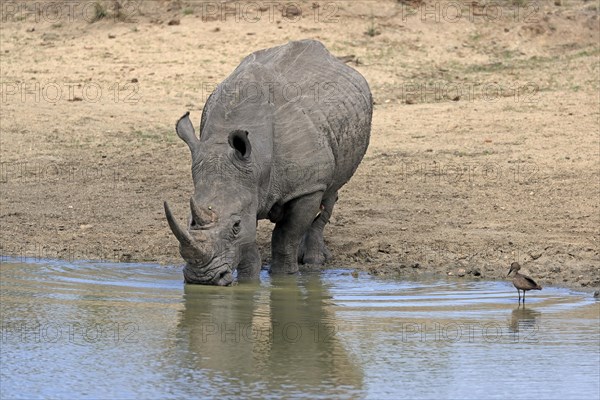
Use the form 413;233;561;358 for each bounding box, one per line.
298;191;337;265
271;191;324;274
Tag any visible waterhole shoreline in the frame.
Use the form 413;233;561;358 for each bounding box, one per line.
1;255;598;296
0;255;598;297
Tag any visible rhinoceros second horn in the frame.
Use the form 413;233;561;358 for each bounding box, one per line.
190;197;217;227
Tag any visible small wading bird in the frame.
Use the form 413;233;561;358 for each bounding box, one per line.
507;262;542;303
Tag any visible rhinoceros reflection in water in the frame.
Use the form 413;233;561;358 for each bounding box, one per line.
168;274;364;396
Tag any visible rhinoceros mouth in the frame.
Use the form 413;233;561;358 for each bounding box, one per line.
183;263;234;286
165;200;232;285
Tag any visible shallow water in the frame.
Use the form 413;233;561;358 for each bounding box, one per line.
1;259;598;399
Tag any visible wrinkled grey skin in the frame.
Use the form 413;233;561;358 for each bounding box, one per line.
164;39;372;285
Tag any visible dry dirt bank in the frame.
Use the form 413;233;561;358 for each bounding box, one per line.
1;0;598;290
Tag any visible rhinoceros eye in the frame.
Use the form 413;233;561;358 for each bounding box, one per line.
232;220;241;236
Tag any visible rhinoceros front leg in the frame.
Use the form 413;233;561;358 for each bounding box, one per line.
271;191;323;274
298;191;337;265
237;242;261;280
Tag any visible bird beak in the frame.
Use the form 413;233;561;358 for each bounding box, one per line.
507;269;512;277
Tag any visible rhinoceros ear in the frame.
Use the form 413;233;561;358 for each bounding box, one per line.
175;112;199;154
228;130;251;160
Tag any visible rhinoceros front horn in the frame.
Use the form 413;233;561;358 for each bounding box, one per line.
164;201;194;246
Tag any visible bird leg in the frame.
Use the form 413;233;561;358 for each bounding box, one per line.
518;289;521;303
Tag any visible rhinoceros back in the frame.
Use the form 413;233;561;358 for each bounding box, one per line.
201;40;372;206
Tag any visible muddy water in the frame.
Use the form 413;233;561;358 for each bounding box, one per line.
1;259;598;400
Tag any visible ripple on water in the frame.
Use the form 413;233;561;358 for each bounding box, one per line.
0;258;183;305
1;260;598;400
321;269;594;319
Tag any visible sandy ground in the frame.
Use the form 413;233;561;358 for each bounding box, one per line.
1;0;598;290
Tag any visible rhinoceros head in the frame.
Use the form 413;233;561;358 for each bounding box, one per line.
164;112;258;286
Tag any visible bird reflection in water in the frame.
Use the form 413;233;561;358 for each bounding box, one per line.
509;305;542;334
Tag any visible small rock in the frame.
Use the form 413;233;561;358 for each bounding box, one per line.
108;34;116;39
213;27;220;32
410;263;420;269
472;268;481;277
593;290;599;299
131;78;138;83
284;6;301;17
367;266;380;275
353;248;373;263
351;270;359;278
378;243;391;254
168;19;180;26
457;268;466;277
392;264;405;274
337;55;356;64
447;271;454;276
26;27;35;32
166;0;182;12
451;95;460;101
529;252;543;260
